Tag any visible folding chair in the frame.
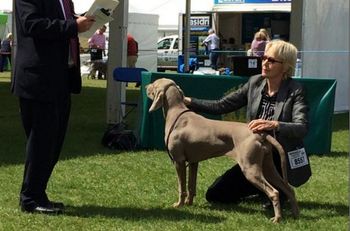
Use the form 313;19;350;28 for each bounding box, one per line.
113;67;148;120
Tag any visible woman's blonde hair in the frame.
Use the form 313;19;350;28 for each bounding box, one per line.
259;28;271;41
6;33;12;40
265;40;298;79
254;31;268;41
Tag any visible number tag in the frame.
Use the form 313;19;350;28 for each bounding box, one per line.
248;59;258;68
288;148;309;169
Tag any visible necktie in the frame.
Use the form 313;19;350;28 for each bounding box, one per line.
62;0;78;66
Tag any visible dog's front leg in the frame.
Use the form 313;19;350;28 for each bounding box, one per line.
173;161;186;208
186;162;198;205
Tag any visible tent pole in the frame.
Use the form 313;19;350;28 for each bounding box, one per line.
184;0;191;72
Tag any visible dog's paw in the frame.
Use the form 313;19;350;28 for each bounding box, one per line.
172;201;184;208
270;216;281;223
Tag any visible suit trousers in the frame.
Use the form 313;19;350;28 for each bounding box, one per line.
19;95;71;207
205;149;284;204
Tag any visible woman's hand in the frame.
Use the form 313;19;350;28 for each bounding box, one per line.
184;97;192;106
248;119;279;133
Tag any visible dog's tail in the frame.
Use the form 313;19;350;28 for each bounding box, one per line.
265;134;288;184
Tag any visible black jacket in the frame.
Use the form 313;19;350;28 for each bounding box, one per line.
12;0;81;102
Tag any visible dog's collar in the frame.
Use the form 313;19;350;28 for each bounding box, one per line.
165;109;192;163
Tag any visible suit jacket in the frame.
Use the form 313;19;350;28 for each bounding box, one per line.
190;74;311;186
12;0;81;102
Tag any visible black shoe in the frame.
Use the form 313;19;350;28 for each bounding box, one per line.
21;204;63;215
46;201;65;210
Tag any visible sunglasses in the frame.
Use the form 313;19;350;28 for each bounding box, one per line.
262;55;283;64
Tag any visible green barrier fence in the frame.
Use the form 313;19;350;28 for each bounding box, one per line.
0;14;8;24
139;72;337;155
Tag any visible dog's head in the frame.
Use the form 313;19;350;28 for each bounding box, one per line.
146;78;182;112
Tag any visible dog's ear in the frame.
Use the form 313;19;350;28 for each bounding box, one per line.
149;88;164;112
176;85;184;98
145;84;154;99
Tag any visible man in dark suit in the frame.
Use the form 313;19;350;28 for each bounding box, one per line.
12;0;95;214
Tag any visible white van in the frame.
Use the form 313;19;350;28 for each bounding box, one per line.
157;35;179;72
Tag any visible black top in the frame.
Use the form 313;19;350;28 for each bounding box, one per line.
0;39;11;53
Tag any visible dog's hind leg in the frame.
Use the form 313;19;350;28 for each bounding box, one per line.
173;161;187;208
263;157;299;218
186;162;198;205
241;163;282;223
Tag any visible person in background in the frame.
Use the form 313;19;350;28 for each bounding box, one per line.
259;28;271;41
12;0;94;214
202;28;220;70
0;33;13;72
184;40;311;209
127;33;138;68
88;25;107;79
250;31;269;57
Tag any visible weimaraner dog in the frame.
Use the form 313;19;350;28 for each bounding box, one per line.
146;78;299;223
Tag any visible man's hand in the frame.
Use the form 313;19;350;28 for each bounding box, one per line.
76;16;95;33
248;119;279;133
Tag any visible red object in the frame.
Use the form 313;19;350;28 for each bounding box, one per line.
127;34;138;56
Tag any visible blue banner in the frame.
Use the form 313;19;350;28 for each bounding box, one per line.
214;0;291;4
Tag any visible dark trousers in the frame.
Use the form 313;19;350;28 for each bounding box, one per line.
0;54;11;72
209;49;219;70
19;96;70;208
90;49;103;61
206;150;284;203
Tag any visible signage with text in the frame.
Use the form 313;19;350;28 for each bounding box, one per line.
182;14;212;56
214;0;291;4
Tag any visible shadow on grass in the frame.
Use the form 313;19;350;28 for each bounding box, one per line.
65;205;225;223
203;198;348;219
298;200;349;219
332;112;349;132
202;197;269;216
309;151;349;158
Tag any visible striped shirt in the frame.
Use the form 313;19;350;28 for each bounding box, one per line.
256;90;277;121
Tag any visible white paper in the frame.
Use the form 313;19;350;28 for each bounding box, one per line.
80;0;119;38
248;59;258;69
288;148;309;169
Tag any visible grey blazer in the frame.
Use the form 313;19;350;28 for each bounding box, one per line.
190;74;311;186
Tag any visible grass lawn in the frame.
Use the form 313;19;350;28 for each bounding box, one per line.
0;71;348;230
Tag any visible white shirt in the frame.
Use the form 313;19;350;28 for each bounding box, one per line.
203;33;220;50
